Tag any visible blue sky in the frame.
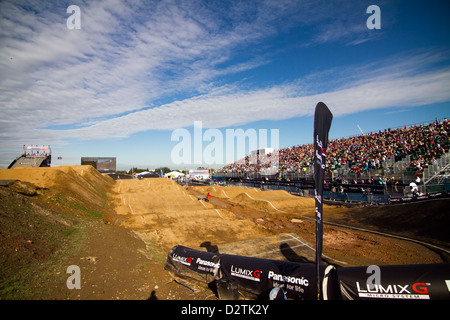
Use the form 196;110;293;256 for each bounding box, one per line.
1;0;449;170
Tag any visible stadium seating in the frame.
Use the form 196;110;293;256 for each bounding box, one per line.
217;118;449;184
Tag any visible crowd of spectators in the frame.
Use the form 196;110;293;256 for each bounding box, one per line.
217;118;449;179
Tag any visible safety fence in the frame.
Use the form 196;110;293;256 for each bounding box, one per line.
212;178;449;205
219;179;393;204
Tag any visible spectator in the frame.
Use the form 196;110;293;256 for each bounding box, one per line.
218;118;449;181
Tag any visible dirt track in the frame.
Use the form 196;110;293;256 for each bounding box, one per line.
186;185;447;265
109;178;448;268
108;179;275;253
1;166;449;300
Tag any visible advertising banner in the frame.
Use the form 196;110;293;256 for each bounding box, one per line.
337;264;450;300
188;169;210;181
220;254;324;299
389;191;448;204
165;245;336;300
165;246;450;300
165;245;221;283
313;102;333;298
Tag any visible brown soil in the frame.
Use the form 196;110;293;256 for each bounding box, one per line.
0;166;448;300
189;185;448;267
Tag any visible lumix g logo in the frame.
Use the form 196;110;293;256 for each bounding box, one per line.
173;254;193;266
230;265;262;282
357;282;431;299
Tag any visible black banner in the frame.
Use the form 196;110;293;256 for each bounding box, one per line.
219;253;323;300
165;245;221;283
389;191;449;204
165;245;335;300
313;102;333;298
165;246;450;300
337;264;450;300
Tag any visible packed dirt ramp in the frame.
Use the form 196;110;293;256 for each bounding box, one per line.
109;179;274;253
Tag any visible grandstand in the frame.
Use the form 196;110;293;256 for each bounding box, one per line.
215;118;450;198
8;145;52;169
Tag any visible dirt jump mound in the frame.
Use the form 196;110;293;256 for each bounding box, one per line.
192;185;315;214
110;179;273;253
0;166;114;218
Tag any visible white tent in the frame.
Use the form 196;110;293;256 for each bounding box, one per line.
164;171;185;178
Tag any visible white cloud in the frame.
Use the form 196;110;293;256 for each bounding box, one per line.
1;0;450;155
47;50;449;140
0;0;276;133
